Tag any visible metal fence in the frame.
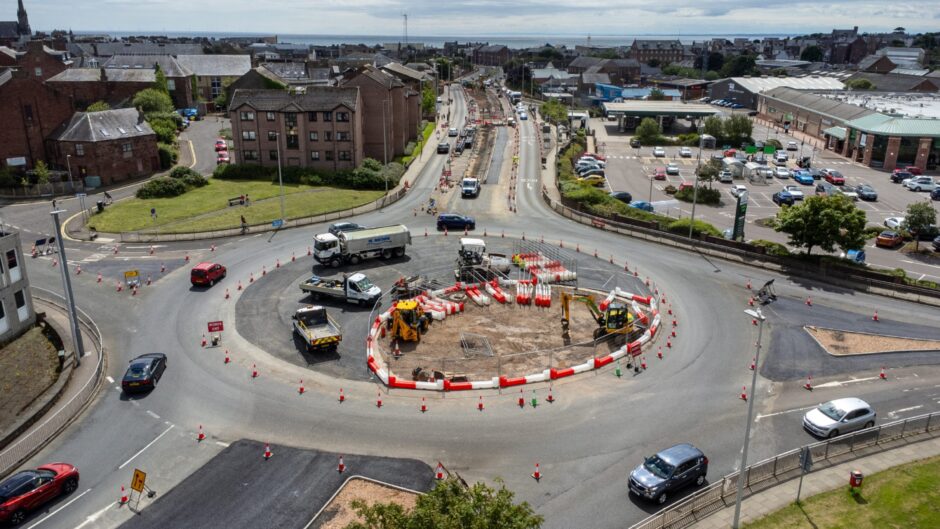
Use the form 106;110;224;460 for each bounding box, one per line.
0;290;104;478
629;411;940;529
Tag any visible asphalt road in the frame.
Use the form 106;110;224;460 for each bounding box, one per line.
4;77;940;529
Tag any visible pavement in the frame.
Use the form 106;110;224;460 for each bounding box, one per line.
691;433;940;528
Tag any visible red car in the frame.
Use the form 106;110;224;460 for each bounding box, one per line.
904;165;922;176
875;231;903;249
0;463;79;525
216;151;230;164
191;262;227;287
653;167;667;180
581;152;606;162
823;169;845;185
214;139;228;152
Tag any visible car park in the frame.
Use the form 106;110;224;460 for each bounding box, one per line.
437;142;450;154
610;191;633;203
437;213;475;231
730;185;748;198
803;397;875;438
653;167;667;180
783;185;804;200
904;176;936;192
791;170;814;185
628;444;708;505
679;147;692;157
884;216;905;229
578;174;606;186
0;464;80;525
122;353;168;393
822;169;845;185
836;185;859;201
328;222;366;236
875;231;904;248
191;262;226;287
652;147;666;157
718;170;733;183
772;190;795;206
787;141;798;151
666;163;680;175
774;167;790;179
630;200;654;212
855;184;878;201
890;170;913;183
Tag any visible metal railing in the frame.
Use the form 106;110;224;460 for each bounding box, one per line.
629;410;940;529
0;290;104;478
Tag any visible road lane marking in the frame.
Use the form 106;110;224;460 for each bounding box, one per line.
887;405;923;419
146;410;160;419
901;260;940;270
24;488;92;528
118;424;175;469
755;404;817;422
216;441;230;447
814;376;881;388
72;500;115;529
106;376;114;384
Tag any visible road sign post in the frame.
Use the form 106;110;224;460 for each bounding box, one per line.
124;270;140;288
131;468;146;493
207;320;224;346
796;446;813;503
272;219;284;229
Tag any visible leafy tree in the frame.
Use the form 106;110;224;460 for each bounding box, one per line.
635;117;662;143
845;78;875;90
344;477;543;529
703;70;720;81
800;45;824;62
904;201;937;250
435;59;452;81
695;159;721;188
133;88;174;114
703;115;724;140
774;195;867;256
648;87;666;101
539;99;567;124
723;114;753;143
720;54;757;77
154;65;169;95
33;160;50;185
86;101;111;112
421;85;436;116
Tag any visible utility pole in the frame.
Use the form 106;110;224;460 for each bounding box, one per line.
733;307;768;529
65;154;74;192
688;126;705;238
51;209;83;367
275;132;285;222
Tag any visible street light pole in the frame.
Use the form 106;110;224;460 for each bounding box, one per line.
382;98;389;195
50;209;83;367
688;127;705;238
275;132;285;222
65;154;74;192
732;307;766;529
648;175;654;204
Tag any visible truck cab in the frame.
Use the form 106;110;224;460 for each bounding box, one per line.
313;233;341;264
461;178;480;198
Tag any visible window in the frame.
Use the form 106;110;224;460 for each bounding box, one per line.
242;130;257;141
122;143;132;153
167;79;176;91
6;249;18;271
308;112;317;122
325;150;334;161
324;131;332;141
75;144;84;156
285;112;297;127
240;111;255;121
311;151;320;161
243;150;259;161
267;131;278;141
337;132;350;142
14;290;24;309
23;104;33;122
286;134;299;149
210;77;223;98
266;112;276;121
309;131;318;141
34;67;42;77
269;150;278;161
338;151;352;161
323;111;332;122
336;112;350;122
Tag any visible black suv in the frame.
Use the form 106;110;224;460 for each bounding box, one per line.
436;213;475;231
630;138;641;148
437;142;450;154
629;444;708;505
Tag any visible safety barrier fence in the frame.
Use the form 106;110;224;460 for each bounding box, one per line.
0;289;104;478
629;410;940;529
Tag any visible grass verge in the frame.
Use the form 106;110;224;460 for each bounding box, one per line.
400;122;436;166
742;454;940;529
0;325;61;432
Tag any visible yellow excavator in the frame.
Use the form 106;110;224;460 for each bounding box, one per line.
560;292;633;342
387;299;431;342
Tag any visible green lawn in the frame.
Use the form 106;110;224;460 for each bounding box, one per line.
88;179;384;234
743;454;940;529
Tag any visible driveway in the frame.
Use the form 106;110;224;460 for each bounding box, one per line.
181;116;230;176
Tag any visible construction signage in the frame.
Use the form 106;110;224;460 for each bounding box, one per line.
131;469;147;493
124;270;140;287
207;321;224;333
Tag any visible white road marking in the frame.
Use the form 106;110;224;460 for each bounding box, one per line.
901;260;940;270
71;500;115;529
24;488;92;528
814;376;881;388
216;441;230;447
118;424;175;469
106;376;114;383
887;405;923;419
146;410;160;419
755;404;817;422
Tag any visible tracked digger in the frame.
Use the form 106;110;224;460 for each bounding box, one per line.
560;292;633;342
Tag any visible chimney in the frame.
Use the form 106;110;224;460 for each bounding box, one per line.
100;67;106;82
137;106;144;124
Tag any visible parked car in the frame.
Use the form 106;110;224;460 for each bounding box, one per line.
0;464;80;525
653;147;666;157
806;168;823;179
933;235;940;252
629;444;708;505
666;163;680;175
328;222;365;236
890;170;913;183
679;147;692;158
610;191;633;203
904;176;936;192
815;182;835;196
711;152;724;161
653;167;667;180
578;174;606;186
856;184;878;201
791;170;814;185
904;165;923;175
884;216;905;229
122;353;168;393
772;190;795;206
774;167;791;179
448;128;458;137
575;162;602;173
214;139;228;152
783;185;804;200
454;142;465;155
875;231;904;249
216;151;230;164
629;200;654;212
437;213;475;231
803;397;876;438
932;187;940;201
581;152;607;161
436;142;450;154
787;141;798;151
730;185;748;198
822;169;845;185
579;168;606;179
718;170;733;183
191;262;226;287
836;185;859;201
630;138;641;148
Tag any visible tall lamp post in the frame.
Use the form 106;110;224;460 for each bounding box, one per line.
65;154;74;192
688;126;705;238
274;132;285;223
50;209;84;367
732;306;767;529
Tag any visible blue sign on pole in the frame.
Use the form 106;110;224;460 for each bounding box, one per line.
272;219;284;229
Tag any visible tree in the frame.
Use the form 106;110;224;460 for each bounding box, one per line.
723;114;753;143
774;195;867;256
800;45;824;62
344;478;543;529
435;59;452;81
86;101;111;112
421;85;436;116
703;115;724;140
635;117;662;143
539;99;567;125
647;87;666;101
904;201;937;250
154;65;169;95
133;88;174;114
695;159;721;189
845;78;875;90
33;160;50;186
720;54;757;78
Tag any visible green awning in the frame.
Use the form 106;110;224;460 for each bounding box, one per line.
823;126;846;140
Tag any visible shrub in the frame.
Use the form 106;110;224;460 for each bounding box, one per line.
750;239;790;256
136;177;187;198
0;167;16;188
664;185;677;195
157;143;178;169
182;173;208;188
674;185;722;205
169;166;200;179
665;218;723;238
403;141;416;157
565;185;609;205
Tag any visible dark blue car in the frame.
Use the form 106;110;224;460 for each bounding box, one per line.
437;213;475;231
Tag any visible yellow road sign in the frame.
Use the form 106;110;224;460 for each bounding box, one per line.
131;469;147;493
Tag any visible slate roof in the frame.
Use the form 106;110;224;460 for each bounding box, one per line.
229;87;360;112
103;54;191;77
260;62;309;80
477;45;508;53
632;39;682;50
175;54;250;77
857;54;894;71
581;73;611;85
568;56;605;70
342;65;403;89
381;61;432;82
53;108;155;142
760;87;875;122
845;72;939;92
94;42;204;57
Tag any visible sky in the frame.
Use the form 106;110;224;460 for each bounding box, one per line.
18;0;940;37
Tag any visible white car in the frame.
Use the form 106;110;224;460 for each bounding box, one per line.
803;398;876;439
775;167;790;179
577;157;606;168
904;176;936;192
730;185;748;198
679;147;692;157
884;216;905;229
653;147;666;157
836;186;859;201
718;170;733;183
783;185;804;200
666;163;680;175
519;112;528;120
787;141;798;151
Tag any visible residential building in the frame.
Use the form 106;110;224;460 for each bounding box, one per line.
228;87;363;171
380;61;432;128
101;54;195;108
92;41;204;57
856;55;896;74
0;230;35;342
708;76;845;108
49;108;159;185
0;0;30;48
472;45;509;66
340;66;413;162
630;39;683;64
875;47;925;68
175;54;251;103
46;68;154;110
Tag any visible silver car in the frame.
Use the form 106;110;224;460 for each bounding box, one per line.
653;147;666;157
803;397;876;438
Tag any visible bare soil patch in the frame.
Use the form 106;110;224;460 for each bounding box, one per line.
314;478;419;529
806;326;940;356
0;325;61;431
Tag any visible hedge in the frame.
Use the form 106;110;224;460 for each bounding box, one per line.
157;143;178;170
136;177;187;198
674;186;722;205
212;159;403;191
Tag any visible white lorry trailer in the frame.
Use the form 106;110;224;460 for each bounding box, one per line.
313;224;411;268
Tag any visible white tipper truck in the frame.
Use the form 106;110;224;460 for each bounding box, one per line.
313;224;411;268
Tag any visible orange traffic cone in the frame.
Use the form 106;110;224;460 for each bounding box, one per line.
307;246;312;256
804;375;813;391
657;347;663;360
806;297;813;306
263;443;272;460
339;388;345;402
119;485;128;505
436;462;445;480
880;367;887;380
225;288;230;299
298;379;305;394
546;387;555;403
197;425;206;442
338;455;346;473
749;357;755;370
376;392;383;408
201;334;207;347
251;364;258;378
97;272;102;283
478;396;484;411
532;463;542;481
518;389;525;408
237;280;243;291
224;351;230;364
420;397;428;413
740;386;748;401
872;310;879;322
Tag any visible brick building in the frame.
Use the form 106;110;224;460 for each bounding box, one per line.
46;68;153;109
175;54;251;103
0;68;74;171
228;87;363;171
472;45;510;66
0;0;30;48
49;108;159;185
340;66;413;162
630;39;683;64
102;55;195;108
